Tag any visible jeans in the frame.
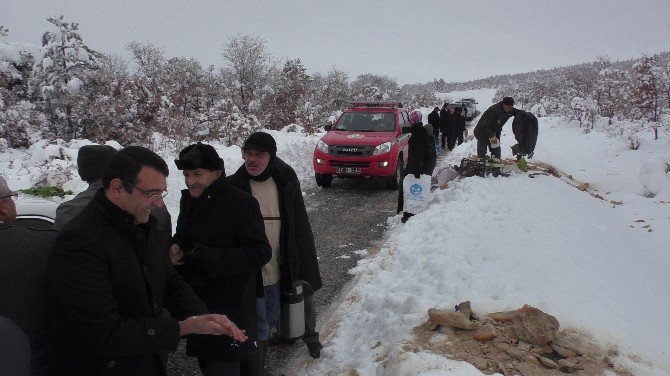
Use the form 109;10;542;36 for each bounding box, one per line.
255;283;280;341
258;281;319;345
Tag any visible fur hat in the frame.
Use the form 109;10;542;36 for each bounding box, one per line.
0;176;15;198
77;145;117;183
502;97;515;106
175;142;224;171
242;132;277;157
409;110;422;124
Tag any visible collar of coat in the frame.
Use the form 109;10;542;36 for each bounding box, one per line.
91;189;154;233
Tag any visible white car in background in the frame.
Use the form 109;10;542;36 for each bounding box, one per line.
15;195;60;229
453;100;479;121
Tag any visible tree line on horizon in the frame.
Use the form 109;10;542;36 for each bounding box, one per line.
1;16;668;152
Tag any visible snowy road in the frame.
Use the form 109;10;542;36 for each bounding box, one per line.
266;177;400;375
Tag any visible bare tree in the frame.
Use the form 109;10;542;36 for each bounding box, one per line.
221;34;272;113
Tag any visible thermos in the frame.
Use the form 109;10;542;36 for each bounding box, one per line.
279;280;305;341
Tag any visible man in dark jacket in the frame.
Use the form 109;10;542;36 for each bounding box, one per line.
427;107;440;140
438;103;451;149
53;145;172;241
47;146;246;376
170;142;271;376
228;132;323;363
53;144;117;230
452;107;467;147
474;96;530;159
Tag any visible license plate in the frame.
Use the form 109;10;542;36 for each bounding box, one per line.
336;167;361;175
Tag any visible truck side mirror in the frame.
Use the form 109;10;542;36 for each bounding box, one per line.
324;124;332;131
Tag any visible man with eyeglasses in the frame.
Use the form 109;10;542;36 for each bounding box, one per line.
170;142;271;376
47;146;248;376
0;176;17;224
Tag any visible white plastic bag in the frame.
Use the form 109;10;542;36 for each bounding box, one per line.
403;174;432;214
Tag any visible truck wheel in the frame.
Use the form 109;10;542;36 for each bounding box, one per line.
315;173;333;188
386;159;403;190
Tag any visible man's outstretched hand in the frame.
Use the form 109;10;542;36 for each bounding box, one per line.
179;314;248;342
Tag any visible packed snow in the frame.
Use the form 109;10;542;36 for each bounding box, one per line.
2;89;669;375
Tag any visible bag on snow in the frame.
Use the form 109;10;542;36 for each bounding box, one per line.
403;174;432;214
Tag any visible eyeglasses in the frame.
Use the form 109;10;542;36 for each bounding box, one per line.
122;180;168;201
1;193;18;201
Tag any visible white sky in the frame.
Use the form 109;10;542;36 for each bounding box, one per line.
3;0;670;84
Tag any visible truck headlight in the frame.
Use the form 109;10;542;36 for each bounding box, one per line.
316;139;329;154
372;141;392;155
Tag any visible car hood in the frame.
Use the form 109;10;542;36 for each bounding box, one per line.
321;131;397;146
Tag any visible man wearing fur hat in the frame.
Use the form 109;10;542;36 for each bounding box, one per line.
228;132;324;364
170;142;271;376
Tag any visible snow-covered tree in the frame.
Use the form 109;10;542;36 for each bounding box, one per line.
126;41;166;132
570;96;598;130
163;57;205;117
221;34;273;114
633;54;662;139
308;67;350;127
593;57;631;123
29;15;101;141
266;58;310;131
350;74;400;102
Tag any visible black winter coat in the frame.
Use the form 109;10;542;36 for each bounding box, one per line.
228;157;322;294
451;114;466;134
512;112;539;156
1;224;59;376
172;177;271;360
47;191;208;376
439;108;451;135
405;122;436;176
427;110;440;137
473;101;521;140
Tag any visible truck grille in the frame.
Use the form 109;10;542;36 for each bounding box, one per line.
329;161;371;168
329;145;374;157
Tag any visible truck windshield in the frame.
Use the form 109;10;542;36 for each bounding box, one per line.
334;112;395;132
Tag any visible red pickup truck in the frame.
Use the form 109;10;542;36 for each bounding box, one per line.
313;101;411;189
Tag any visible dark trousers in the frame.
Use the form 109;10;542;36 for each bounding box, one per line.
197;358;241;376
440;132;447;149
447;133;457;150
456;131;464;145
476;138;501;158
302;292;319;345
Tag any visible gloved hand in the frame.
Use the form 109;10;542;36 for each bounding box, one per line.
489;137;500;149
413;173;420;179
